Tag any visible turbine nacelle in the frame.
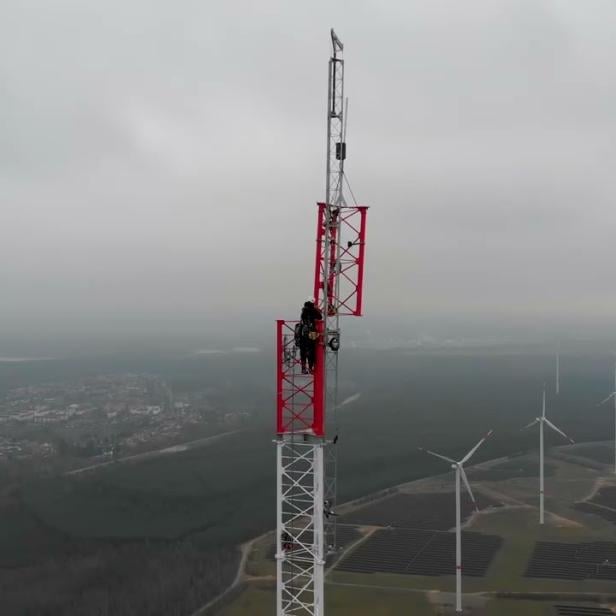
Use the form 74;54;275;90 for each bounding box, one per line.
419;429;493;513
522;415;574;443
521;390;574;444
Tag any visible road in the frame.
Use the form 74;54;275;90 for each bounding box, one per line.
66;430;238;476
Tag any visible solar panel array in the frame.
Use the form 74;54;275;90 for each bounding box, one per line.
341;491;501;530
337;528;502;577
525;541;616;580
554;605;614;616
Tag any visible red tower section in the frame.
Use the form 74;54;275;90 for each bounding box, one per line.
313;203;368;317
276;202;367;438
276;319;325;436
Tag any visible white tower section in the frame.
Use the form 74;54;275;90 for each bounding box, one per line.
275;437;325;616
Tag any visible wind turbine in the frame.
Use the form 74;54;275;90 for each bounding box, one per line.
597;362;616;474
523;387;574;524
556;353;560;395
419;430;493;615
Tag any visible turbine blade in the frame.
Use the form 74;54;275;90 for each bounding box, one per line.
418;447;455;465
598;392;616;407
522;418;539;430
544;418;575;444
460;466;478;511
460;429;493;464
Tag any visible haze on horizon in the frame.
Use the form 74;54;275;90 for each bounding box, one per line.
2;1;616;345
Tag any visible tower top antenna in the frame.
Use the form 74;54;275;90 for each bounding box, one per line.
331;29;343;54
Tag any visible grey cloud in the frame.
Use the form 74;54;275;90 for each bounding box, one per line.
1;0;616;343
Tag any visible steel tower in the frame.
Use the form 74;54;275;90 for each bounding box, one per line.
275;30;368;616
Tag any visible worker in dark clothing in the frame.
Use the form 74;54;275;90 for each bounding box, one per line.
281;531;294;551
324;499;338;519
299;297;323;375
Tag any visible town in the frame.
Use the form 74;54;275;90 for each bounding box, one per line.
0;373;249;468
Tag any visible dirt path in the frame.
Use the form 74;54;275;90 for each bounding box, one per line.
579;475;613;503
474;483;528;508
326;526;378;576
191;536;257;616
549;512;584;528
195;525;381;614
327;580;428;593
473;474;586;529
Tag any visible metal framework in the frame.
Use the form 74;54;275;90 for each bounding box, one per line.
275;29;368;616
275;320;326;616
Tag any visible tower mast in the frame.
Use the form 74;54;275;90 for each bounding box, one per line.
321;27;345;563
275;30;367;616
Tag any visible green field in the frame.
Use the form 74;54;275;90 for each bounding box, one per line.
221;582;616;616
220;583;435;616
484;599;551;615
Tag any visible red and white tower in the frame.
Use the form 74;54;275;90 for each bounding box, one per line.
275;30;368;616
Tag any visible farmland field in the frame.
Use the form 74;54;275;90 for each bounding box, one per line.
223;448;616;615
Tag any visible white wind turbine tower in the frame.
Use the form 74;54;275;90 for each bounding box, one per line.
556;353;560;395
419;430;493;615
523;387;574;524
597;362;616;474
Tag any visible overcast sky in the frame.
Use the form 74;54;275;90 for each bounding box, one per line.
2;1;616;342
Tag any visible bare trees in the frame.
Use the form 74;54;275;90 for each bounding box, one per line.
0;538;239;616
